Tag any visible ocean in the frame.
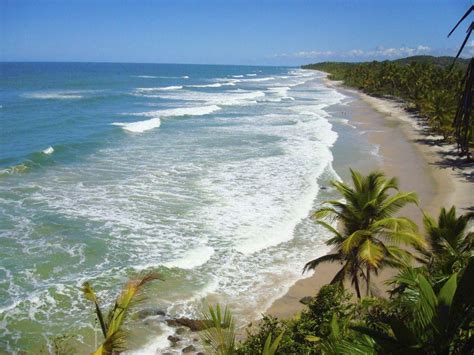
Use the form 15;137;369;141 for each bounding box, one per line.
0;62;367;352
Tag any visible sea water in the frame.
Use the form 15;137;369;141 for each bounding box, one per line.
0;63;352;352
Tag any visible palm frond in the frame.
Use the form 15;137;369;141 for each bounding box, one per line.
199;304;236;355
262;331;285;355
341;229;371;254
303;253;342;273
358;240;384;268
82;282;107;337
378;192;419;217
84;271;162;354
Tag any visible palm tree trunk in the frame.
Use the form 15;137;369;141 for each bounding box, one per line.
354;275;361;299
366;265;371;296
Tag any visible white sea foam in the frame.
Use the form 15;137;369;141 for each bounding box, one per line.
136;86;183;92
134;75;158;78
232;75;244;78
127;324;176;355
163;246;214;269
42;146;54;155
266;86;294;101
112;117;161;133
155;89;266;106
25;92;83;100
187;81;235;88
242;77;275;82
246;73;257;76
214;78;241;84
132;246;214;270
131;105;221;118
1;67;356;352
113;105;221;132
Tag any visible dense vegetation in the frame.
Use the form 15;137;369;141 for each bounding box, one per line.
302;56;473;158
232;170;473;355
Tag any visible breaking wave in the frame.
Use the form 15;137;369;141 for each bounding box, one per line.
112;105;221;133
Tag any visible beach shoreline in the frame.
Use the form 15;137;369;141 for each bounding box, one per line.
265;74;473;320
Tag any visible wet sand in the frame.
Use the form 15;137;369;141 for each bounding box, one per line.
265;77;473;319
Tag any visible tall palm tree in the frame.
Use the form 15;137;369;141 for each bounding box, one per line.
421;90;456;139
448;5;473;159
422;206;473;277
304;169;424;298
82;271;162;355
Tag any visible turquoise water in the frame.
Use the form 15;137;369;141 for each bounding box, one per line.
0;63;352;352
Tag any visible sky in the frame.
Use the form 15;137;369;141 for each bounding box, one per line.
1;0;473;66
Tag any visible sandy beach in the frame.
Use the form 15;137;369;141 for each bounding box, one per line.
266;76;473;319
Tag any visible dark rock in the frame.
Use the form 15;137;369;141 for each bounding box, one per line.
320;186;328;190
137;308;166;319
176;327;186;335
197;353;205;355
167;335;180;344
299;296;313;305
166;317;211;331
193;338;199;342
182;345;196;353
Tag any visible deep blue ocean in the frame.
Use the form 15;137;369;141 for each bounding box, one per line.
0;62;353;353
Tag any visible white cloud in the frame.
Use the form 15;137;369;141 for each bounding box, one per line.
275;50;335;58
274;45;432;60
466;40;474;56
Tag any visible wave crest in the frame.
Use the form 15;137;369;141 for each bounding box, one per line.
113;105;221;133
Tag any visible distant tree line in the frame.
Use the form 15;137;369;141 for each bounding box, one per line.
302;56;472;159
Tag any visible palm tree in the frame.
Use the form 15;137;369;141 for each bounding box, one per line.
421;90;456;139
422;206;473;277
304;169;423;298
449;5;473;159
82;271;162;355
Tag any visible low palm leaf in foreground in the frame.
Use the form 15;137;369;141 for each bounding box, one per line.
200;304;236;355
199;304;284;355
352;257;474;354
82;271;162;355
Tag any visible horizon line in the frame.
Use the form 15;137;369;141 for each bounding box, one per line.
0;60;297;68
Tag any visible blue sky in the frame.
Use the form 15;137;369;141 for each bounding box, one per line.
1;0;472;65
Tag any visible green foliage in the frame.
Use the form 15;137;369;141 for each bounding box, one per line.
422;206;473;278
262;330;285;355
238;285;357;354
199;304;285;355
199;304;236;355
238;198;473;354
82;271;162;355
305;169;423;298
353;259;474;354
302;57;472;156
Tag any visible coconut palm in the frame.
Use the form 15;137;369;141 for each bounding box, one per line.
449;5;473;159
82;271;162;355
421;91;456;139
304;169;423;298
422;206;473;277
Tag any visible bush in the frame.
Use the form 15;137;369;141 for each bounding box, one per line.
237;285;355;354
